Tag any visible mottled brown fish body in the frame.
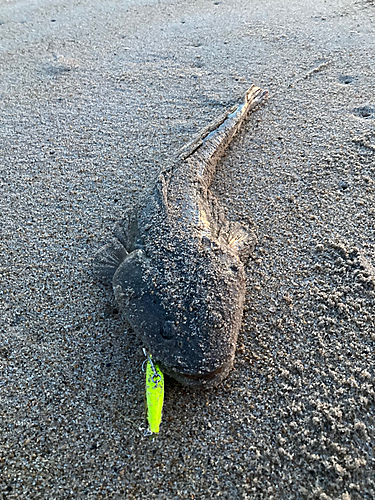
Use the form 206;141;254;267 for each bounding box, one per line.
94;86;267;387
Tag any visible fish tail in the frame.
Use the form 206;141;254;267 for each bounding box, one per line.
182;85;267;186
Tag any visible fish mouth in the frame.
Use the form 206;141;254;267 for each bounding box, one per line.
180;365;225;381
160;358;234;388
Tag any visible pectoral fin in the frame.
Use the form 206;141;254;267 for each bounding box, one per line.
226;221;257;263
93;238;128;285
206;190;257;262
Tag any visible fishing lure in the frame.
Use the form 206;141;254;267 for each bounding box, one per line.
144;349;164;434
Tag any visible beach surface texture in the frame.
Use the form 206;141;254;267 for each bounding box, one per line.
0;0;374;498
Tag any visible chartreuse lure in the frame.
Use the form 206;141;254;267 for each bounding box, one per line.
144;349;164;434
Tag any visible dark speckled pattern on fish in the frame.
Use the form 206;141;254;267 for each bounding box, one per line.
93;86;267;387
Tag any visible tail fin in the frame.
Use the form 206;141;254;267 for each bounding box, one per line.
178;85;268;186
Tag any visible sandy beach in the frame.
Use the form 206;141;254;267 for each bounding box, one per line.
0;0;374;498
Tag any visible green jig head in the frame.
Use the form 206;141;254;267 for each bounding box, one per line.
144;349;164;434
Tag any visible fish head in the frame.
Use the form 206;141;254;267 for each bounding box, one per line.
113;242;246;387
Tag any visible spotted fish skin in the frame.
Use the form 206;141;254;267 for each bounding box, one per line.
94;86;267;387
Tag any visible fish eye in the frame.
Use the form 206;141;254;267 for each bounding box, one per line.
160;321;175;340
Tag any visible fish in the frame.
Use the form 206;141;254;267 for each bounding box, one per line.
93;85;267;387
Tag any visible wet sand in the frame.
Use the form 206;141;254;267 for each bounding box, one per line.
0;0;374;498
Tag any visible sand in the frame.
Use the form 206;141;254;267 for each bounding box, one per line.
0;0;374;498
